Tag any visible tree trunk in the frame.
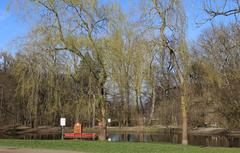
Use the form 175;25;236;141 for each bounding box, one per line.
98;86;107;141
135;89;140;114
92;95;96;127
135;89;142;125
98;104;107;140
173;56;189;145
179;76;188;145
34;96;39;129
120;89;125;126
181;93;188;145
148;82;156;125
140;96;145;117
126;84;130;126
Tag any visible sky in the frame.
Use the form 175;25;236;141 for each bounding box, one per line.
0;0;30;51
0;0;235;53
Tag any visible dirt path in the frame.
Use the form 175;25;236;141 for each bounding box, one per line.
0;147;83;153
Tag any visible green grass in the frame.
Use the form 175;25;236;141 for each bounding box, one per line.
0;139;239;153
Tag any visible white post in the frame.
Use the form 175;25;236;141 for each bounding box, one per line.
60;118;66;140
107;118;111;127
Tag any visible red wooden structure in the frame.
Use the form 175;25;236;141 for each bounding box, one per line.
64;122;97;140
64;133;97;139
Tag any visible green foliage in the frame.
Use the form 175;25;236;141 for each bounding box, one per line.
2;0;239;130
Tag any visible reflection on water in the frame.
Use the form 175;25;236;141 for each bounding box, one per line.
0;133;62;140
108;132;240;147
109;132;180;143
1;131;240;147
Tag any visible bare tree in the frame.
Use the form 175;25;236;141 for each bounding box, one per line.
203;0;240;21
146;0;189;145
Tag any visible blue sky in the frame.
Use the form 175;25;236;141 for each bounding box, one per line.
0;0;30;51
0;0;235;53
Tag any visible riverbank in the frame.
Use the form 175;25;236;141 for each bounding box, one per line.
1;125;237;135
0;125;176;135
0;139;240;153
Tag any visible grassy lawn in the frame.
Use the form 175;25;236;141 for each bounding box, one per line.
0;139;239;153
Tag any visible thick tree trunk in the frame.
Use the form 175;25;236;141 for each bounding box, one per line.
179;77;188;145
181;93;188;145
98;105;107;141
135;89;140;114
98;86;107;141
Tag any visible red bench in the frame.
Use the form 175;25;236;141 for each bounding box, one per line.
64;133;97;139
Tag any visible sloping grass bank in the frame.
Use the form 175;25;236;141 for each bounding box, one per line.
0;139;239;153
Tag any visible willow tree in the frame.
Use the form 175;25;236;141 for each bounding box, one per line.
105;29;132;126
131;39;151;124
14;50;44;128
12;0;124;140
